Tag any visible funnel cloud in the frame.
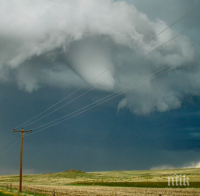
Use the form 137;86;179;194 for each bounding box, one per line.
0;0;199;115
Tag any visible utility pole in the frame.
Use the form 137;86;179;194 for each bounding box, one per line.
13;128;32;194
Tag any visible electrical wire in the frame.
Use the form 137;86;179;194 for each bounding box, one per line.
26;50;198;137
0;134;18;150
0;139;20;156
14;3;200;129
29;18;200;131
22;12;200;129
32;67;170;131
0;133;16;147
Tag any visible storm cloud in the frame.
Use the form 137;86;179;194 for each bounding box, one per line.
0;0;200;115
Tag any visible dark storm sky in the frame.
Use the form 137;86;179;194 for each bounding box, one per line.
0;0;200;174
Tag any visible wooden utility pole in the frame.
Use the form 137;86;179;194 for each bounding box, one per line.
13;128;32;194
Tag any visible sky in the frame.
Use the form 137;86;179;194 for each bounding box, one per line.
0;0;200;175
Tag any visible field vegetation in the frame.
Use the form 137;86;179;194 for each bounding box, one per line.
0;168;199;195
0;168;199;188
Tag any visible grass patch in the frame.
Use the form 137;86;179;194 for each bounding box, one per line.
0;190;16;196
73;181;200;188
0;187;47;196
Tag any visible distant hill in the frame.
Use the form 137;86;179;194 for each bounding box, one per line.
62;169;84;173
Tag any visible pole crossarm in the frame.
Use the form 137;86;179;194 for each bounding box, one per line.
13;128;32;193
13;128;32;133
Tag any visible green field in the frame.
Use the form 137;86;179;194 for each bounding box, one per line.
0;191;15;196
0;168;199;188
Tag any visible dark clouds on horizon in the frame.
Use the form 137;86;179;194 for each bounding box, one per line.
1;85;200;174
0;0;200;175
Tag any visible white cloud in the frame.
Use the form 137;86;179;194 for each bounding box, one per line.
0;0;200;115
151;161;200;170
196;162;200;168
151;165;175;170
184;161;200;168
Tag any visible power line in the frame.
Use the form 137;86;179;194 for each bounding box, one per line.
27;66;184;135
0;133;16;148
22;86;96;128
0;134;18;150
22;10;200;130
27;50;198;136
32;67;170;131
14;3;200;129
14;86;86;129
29;18;200;131
0;139;20;156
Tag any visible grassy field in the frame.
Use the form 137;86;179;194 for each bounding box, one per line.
0;169;199;195
0;190;16;196
0;168;199;188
